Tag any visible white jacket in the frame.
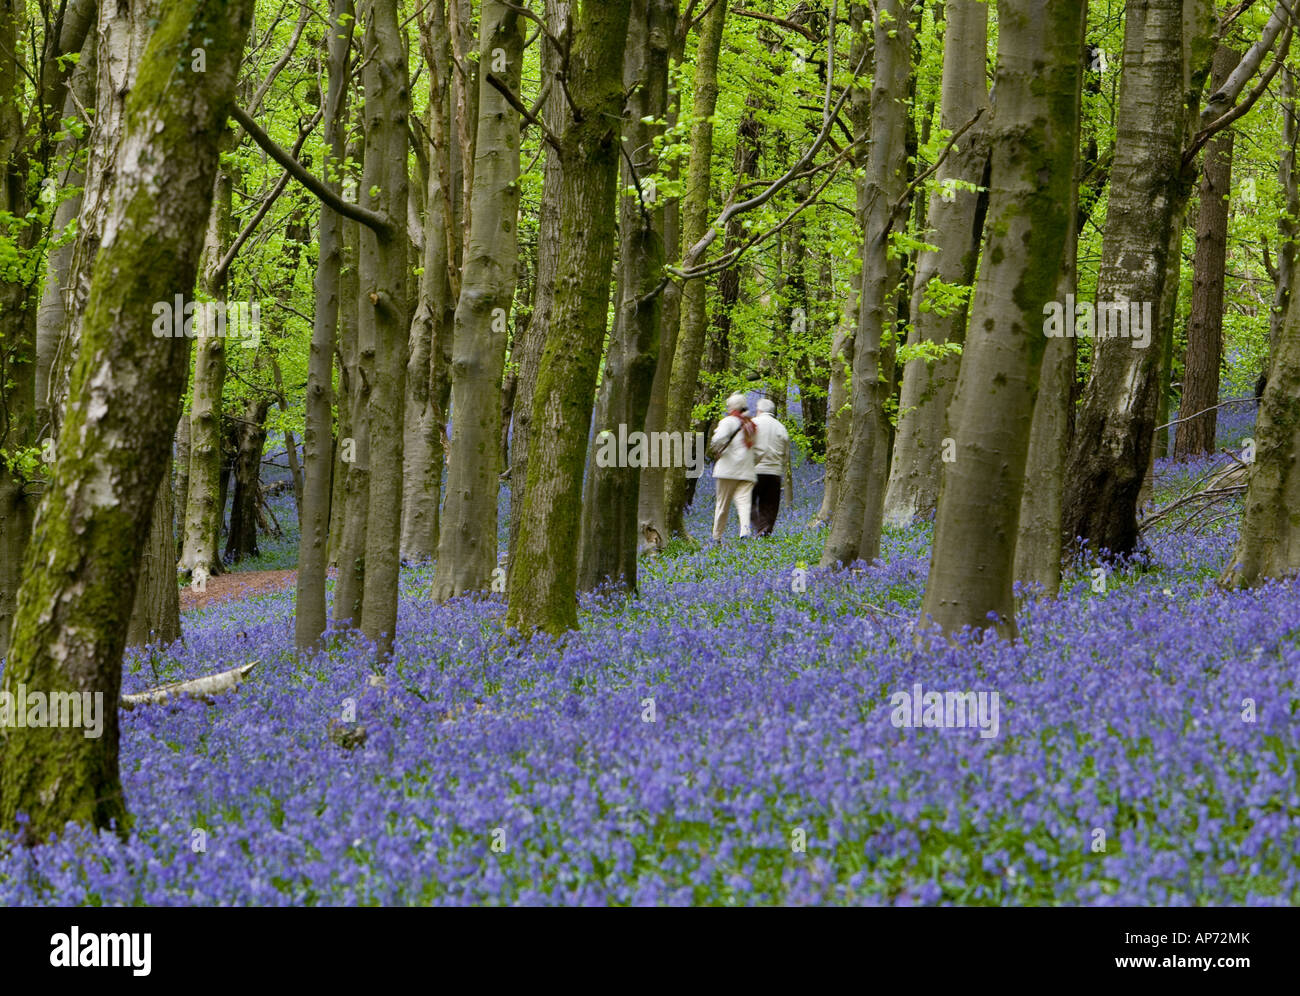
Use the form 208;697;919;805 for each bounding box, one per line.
711;414;764;482
752;412;789;475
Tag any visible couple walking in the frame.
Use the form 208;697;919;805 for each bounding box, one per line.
710;393;790;540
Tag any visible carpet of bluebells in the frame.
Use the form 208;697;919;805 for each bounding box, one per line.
1;401;1297;905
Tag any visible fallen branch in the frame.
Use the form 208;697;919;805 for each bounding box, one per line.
120;662;258;710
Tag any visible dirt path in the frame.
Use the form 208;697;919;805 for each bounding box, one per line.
179;569;299;613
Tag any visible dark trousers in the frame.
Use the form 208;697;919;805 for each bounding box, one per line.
751;473;782;536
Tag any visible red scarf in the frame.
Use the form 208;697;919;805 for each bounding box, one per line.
728;409;757;448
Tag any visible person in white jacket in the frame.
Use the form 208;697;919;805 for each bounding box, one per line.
750;398;790;535
710;393;765;539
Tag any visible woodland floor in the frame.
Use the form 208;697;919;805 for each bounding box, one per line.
1;402;1297;905
179;569;299;613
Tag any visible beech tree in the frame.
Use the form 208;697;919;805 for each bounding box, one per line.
919;0;1085;637
433;0;522;603
0;0;254;840
506;0;634;635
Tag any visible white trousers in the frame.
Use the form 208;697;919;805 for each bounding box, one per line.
713;478;755;539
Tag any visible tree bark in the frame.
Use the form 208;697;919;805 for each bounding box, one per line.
507;0;571;561
1175;46;1238;459
662;0;726;537
329;204;361;571
919;0;1085;637
1061;0;1210;560
358;0;413;658
127;482;181;648
0;0;98;661
0;0;253;842
433;1;522;603
295;0;353;651
578;0;674;591
400;1;455;562
225;395;271;563
811;5;869;530
820;0;914;568
1014;42;1085;595
1271;68;1299;351
505;0;633;635
1221;273;1300;586
180;169;235;579
883;0;990;528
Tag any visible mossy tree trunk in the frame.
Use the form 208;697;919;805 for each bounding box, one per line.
507;1;571;562
433;1;523;603
578;0;673;591
505;0;633;635
0;0;253;842
0;0;96;661
919;0;1085;637
1013;32;1086;596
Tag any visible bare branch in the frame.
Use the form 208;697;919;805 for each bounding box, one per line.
230;106;394;237
486;71;562;151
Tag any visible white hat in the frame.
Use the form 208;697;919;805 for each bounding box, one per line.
725;393;748;412
757;398;775;414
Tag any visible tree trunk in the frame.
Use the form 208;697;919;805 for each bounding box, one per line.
919;0;1085;637
1175;46;1238;459
433;1;522;603
820;0;914;568
505;0;633;635
578;0;674;591
1221;275;1300;587
225;395;271;563
0;0;98;661
173;413;190;558
1015;65;1084;595
127;482;181;648
329;209;361;570
333;207;371;624
813;293;857;526
1062;0;1206;560
883;0;990;528
358;0;412;658
295;0;353;651
400;2;455;562
180;169;235;579
507;1;570;561
1271;67;1299;350
634;109;683;550
661;0;726;537
811;5;869;530
34;36;96;436
0;0;253;843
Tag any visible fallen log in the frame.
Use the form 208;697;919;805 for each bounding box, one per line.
120;661;258;710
